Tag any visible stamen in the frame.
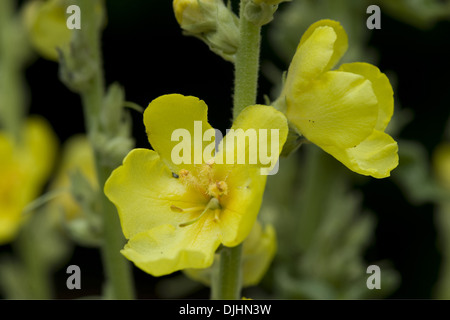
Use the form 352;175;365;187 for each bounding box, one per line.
178;169;203;193
208;180;228;198
179;197;221;227
179;169;190;178
214;210;220;222
170;205;205;213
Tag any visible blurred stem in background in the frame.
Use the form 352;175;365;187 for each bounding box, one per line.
261;146;399;299
0;0;29;142
435;200;450;299
432;126;450;299
0;0;64;299
59;0;135;299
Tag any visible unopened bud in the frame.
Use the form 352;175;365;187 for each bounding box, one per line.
173;0;216;29
173;0;239;62
245;0;290;26
22;0;72;61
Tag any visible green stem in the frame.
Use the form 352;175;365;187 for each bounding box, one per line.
21;241;52;300
212;0;262;300
77;0;135;299
95;158;135;299
232;0;262;120
0;0;52;300
212;244;243;300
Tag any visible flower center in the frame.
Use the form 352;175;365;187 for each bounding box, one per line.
176;197;221;227
171;161;228;227
178;161;228;200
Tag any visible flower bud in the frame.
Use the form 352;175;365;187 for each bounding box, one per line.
173;0;239;62
22;0;72;61
244;0;288;26
173;0;216;29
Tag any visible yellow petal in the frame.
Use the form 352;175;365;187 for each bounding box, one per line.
121;218;221;276
321;130;399;178
0;117;57;244
218;169;267;246
0;135;22;243
23;117;58;184
284;20;348;93
143;94;215;174
339;62;394;131
241;222;276;286
104;148;206;239
297;19;348;73
213;105;287;246
215;105;288;174
287;70;378;149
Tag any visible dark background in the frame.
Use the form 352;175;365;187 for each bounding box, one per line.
1;0;450;299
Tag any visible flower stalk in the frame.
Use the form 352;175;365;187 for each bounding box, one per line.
213;0;263;300
232;0;262;120
211;244;243;299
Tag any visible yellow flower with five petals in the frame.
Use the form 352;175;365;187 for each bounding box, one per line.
278;20;398;178
104;94;288;276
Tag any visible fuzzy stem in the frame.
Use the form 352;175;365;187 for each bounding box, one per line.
232;0;262;120
212;0;262;300
212;244;243;300
77;0;135;299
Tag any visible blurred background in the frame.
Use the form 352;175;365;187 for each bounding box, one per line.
1;0;450;299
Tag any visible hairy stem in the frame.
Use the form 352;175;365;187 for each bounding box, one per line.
232;0;262;120
77;0;135;299
212;0;262;300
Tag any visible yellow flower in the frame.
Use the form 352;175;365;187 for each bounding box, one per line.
184;220;277;287
49;135;97;220
22;0;72;61
0;117;57;244
104;94;287;276
280;20;398;178
433;143;450;190
47;135;103;246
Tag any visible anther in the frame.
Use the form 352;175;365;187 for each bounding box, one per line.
208;180;228;198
